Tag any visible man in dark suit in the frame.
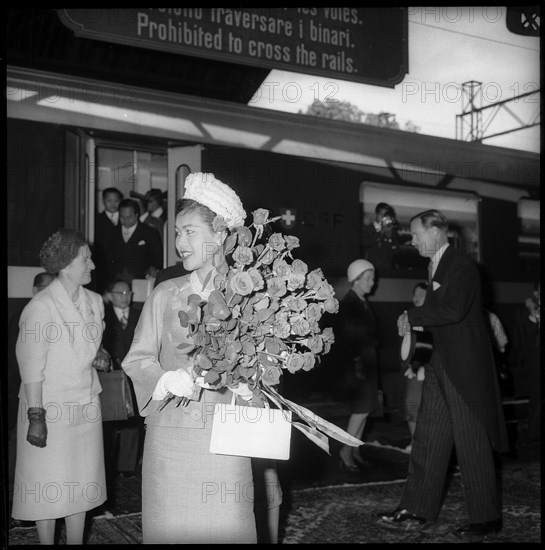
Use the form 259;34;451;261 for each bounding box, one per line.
101;279;144;495
380;209;508;538
93;187;124;293
107;198;163;285
140;188;167;242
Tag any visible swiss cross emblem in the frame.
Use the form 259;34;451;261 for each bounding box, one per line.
279;208;297;229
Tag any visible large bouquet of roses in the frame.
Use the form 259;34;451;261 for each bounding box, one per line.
161;208;361;453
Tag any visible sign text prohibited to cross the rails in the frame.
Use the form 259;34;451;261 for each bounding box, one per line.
58;8;408;88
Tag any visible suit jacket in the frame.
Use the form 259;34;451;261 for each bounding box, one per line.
142;211;166;237
408;245;508;451
102;304;141;369
15;278;104;406
93;211;118;291
107;222;163;283
122;274;233;428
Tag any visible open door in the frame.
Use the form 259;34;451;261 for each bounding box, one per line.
166;145;203;266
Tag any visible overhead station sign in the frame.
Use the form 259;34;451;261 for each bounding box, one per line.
58;8;408;88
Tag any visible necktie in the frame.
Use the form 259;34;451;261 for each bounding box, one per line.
428;261;434;285
120;312;128;329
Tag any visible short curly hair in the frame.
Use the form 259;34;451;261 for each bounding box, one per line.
39;229;88;274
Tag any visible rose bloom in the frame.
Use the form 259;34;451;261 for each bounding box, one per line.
285;353;305;373
212;215;228;233
252;208;270;225
260;247;277;265
321;326;335;353
230;271;255;296
306;268;325;290
261;364;282;386
323;297;339;314
268;233;286;252
284;235;300;251
315;281;336;300
301;352;316;372
291;259;308;275
267;277;287;298
284;296;307;312
235;226;253;246
306;335;324;354
286;272;306;291
247;267;265;290
272;258;290;278
305;302;323;323
232;245;254;266
291;317;311;336
272;321;291;339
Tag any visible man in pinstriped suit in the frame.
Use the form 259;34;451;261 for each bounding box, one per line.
380;209;508;538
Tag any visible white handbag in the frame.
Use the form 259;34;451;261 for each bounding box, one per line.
209;399;292;460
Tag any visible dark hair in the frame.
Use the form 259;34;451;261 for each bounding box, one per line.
413;281;428;293
105;279;131;293
410;209;449;231
175;198;216;228
33;271;55;287
102;187;123;201
39;229;88;274
118;198;140;217
146;189;164;203
376;202;396;218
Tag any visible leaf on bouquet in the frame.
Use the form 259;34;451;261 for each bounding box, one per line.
176;342;196;353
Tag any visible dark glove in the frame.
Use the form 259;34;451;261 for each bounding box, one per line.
27;407;47;448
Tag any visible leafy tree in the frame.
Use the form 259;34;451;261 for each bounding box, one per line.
300;99;419;133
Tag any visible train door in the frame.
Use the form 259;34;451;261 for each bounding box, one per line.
165;145;203;266
87;137;204;295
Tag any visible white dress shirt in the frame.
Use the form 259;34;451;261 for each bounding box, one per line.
122;223;137;243
429;242;450;278
106;211;119;225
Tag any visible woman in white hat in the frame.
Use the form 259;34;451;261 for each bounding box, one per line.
336;259;380;471
122;173;258;544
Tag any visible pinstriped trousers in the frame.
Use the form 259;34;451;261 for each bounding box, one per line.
400;360;501;524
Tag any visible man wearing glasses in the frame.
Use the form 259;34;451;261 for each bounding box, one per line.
100;279;144;508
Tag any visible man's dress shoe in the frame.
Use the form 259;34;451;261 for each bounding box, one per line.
378;508;429;531
456;518;502;537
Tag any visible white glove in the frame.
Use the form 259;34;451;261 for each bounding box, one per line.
229;382;254;402
403;367;415;379
152;369;195;401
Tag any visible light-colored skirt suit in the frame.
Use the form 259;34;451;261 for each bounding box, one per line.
123;273;257;544
12;279;107;520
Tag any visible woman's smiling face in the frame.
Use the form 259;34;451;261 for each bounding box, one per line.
175;210;221;275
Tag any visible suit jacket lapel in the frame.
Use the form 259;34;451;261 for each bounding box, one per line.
432;245;455;285
48;278;86;325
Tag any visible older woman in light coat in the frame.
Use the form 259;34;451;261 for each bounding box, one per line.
13;229;110;544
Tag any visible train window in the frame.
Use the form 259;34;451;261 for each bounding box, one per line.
517;198;540;271
360;183;480;275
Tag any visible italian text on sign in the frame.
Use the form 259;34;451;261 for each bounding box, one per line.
58;8;408;88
